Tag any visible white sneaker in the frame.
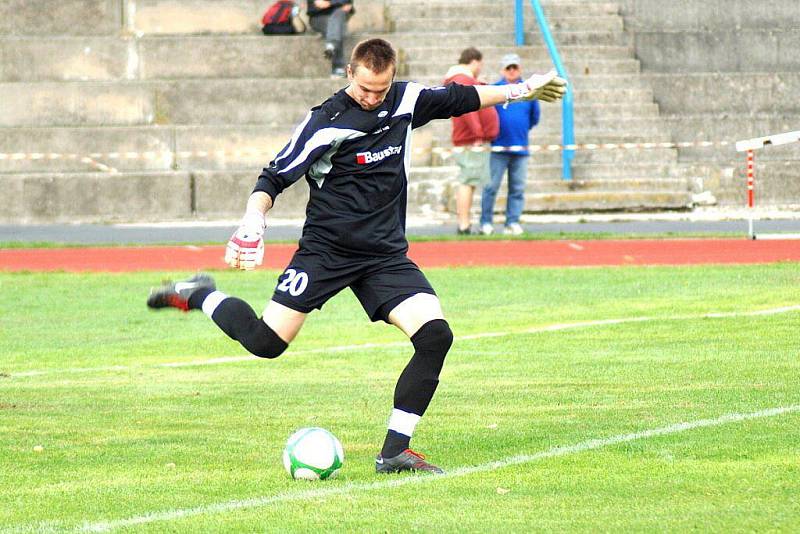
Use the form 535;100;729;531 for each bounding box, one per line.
503;223;524;236
480;223;494;236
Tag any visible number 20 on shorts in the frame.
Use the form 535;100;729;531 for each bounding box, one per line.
277;268;309;296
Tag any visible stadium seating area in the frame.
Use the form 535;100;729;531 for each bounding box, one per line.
1;0;798;222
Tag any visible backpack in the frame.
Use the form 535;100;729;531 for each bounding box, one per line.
261;1;305;34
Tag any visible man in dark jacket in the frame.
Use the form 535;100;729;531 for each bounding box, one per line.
308;0;354;78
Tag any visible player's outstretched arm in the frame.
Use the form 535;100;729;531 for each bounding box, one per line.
225;191;273;271
474;69;568;109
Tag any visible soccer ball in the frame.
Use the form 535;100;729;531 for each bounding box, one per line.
282;427;344;480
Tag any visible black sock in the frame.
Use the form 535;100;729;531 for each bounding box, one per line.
187;287;215;310
381;430;410;458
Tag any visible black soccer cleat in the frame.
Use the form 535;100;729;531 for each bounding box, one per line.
146;273;216;312
375;449;444;474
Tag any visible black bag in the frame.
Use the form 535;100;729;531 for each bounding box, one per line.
261;1;305;34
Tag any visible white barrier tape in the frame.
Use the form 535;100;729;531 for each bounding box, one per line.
0;139;739;164
81;156;119;174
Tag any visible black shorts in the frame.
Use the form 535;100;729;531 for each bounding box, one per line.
270;249;436;322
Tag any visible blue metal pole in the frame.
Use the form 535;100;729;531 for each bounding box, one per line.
529;0;574;180
514;0;525;46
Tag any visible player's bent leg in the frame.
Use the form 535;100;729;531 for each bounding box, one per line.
211;298;288;359
261;299;307;344
377;294;453;474
147;275;305;359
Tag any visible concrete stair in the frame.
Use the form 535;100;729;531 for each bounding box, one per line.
387;0;687;213
409;166;692;214
618;0;800;207
7;0;795;222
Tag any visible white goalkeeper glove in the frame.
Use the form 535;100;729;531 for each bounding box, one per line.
225;208;265;271
504;69;568;106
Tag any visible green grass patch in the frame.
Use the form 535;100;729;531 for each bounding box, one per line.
1;264;799;531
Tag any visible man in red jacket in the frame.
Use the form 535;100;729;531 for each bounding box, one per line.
444;47;499;235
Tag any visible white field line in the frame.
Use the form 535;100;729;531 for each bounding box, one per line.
8;304;800;378
70;404;800;533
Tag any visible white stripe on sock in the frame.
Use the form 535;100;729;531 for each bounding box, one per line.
201;291;228;318
388;409;421;437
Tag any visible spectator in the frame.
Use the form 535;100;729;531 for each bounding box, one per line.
308;0;354;78
480;53;540;236
444;47;499;235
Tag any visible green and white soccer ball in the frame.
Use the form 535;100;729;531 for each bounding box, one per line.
283;427;344;480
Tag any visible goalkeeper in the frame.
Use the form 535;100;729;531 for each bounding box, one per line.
147;38;566;475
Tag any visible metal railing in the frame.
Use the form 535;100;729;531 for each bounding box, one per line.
514;0;575;180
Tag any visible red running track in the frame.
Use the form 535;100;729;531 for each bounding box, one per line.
0;239;798;272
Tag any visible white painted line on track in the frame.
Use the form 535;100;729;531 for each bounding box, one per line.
7;304;800;378
74;404;800;532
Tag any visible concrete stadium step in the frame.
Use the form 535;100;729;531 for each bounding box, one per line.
386;16;624;34
0;79;339;127
0;171;192;224
138;35;332;80
634;29;800;73
0;36;133;82
128;0;386;35
0;34;342;82
398;45;635;63
660;115;800;164
409;166;693;213
0;82;157;127
534;116;666;135
412;74;653;91
681;160;800;206
424;115;670;139
403;59;641;78
0;124;285;173
642;72;800;114
375;31;632;49
0;120;677;175
386;2;621;19
509;190;693;212
0;0;123;36
498;147;679;167
0;78;659;127
0;36;637;83
414;163;683;184
624;0;800;32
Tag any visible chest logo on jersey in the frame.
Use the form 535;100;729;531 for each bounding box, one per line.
356;145;402;164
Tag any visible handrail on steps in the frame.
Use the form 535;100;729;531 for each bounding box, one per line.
515;0;575;180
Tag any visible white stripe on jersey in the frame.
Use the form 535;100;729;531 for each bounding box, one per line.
278;127;366;176
401;124;413;182
392;82;425;119
274;111;313;164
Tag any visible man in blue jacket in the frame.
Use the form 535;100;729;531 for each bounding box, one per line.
480;53;541;236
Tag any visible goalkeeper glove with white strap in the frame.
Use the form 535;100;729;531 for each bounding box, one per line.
225;208;265;271
504;70;568;106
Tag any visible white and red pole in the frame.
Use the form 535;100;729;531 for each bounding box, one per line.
736;130;800;239
746;149;755;239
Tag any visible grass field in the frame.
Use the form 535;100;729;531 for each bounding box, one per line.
1;264;799;532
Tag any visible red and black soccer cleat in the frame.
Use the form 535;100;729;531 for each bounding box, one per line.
375;449;444;474
146;273;216;312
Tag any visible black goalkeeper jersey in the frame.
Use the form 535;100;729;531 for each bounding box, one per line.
254;81;480;257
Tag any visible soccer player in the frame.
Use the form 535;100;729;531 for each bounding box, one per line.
147;38;566;474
